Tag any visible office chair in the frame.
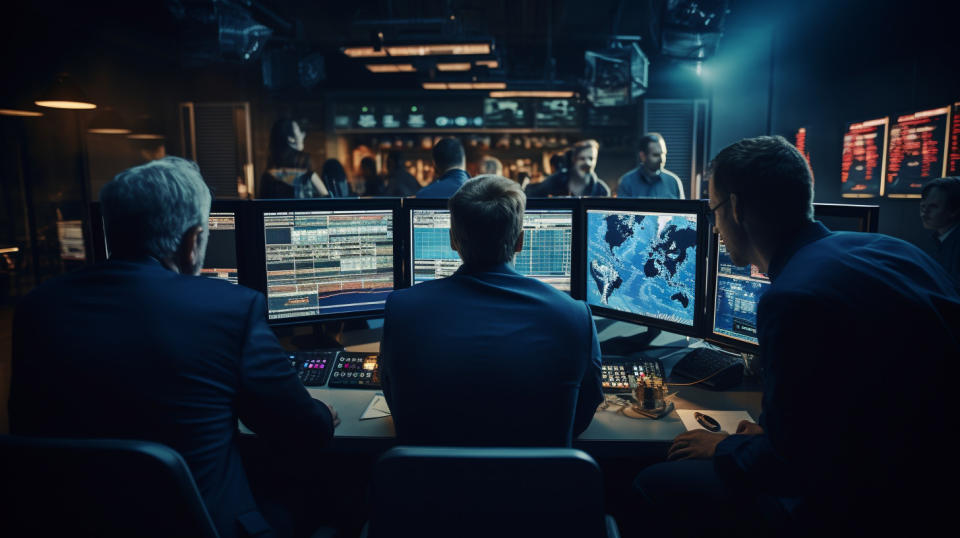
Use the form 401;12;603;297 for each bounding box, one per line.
0;435;220;538
364;446;621;538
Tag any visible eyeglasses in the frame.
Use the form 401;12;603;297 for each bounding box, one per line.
708;198;730;222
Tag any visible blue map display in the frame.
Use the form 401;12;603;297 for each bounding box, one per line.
712;241;770;345
586;210;698;325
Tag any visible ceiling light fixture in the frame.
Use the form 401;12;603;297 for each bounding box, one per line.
346;43;492;58
386;43;491;56
423;81;507;90
489;90;576;98
87;107;131;135
0;109;44;117
474;60;499;69
342;46;388;58
35;74;97;110
436;62;471;72
366;64;416;73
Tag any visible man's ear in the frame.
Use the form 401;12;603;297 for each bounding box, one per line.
729;192;744;226
514;230;524;254
177;225;203;274
449;228;459;253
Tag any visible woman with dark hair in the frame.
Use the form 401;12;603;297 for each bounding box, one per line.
358;156;385;196
320;159;350;198
259;119;330;198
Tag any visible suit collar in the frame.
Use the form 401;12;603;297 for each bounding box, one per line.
767;221;832;281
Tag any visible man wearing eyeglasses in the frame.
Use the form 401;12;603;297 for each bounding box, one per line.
633;136;960;536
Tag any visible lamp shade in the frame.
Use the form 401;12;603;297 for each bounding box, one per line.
127;115;165;140
35;74;96;110
87;107;131;135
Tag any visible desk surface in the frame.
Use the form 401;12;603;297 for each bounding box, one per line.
260;320;763;456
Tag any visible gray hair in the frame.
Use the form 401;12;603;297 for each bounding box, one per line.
448;175;525;266
100;156;211;260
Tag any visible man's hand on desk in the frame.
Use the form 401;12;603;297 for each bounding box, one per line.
736;420;763;435
667;430;728;461
326;403;341;428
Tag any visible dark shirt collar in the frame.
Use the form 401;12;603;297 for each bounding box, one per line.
766;221;831;282
438;168;469;182
453;260;519;277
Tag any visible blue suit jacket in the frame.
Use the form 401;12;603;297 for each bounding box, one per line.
416;168;470;198
713;222;960;527
380;262;603;446
10;259;335;538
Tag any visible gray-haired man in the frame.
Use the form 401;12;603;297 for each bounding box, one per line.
10;157;338;538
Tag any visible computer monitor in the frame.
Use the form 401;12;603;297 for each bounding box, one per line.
706;202;880;352
814;203;879;233
841;116;889;198
582;198;709;335
405;198;580;294
885;106;951;198
91;200;247;287
252;199;402;324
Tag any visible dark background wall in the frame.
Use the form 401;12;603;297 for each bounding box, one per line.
711;0;960;248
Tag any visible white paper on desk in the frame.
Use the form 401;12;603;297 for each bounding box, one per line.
360;393;391;420
676;410;753;434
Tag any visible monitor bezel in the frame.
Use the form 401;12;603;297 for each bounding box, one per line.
207;200;253;289
580;197;709;337
813;203;880;233
250;198;404;326
704;202;882;353
402;197;583;298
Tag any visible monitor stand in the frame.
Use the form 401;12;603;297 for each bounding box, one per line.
600;327;662;356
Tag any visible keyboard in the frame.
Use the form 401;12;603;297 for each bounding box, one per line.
328;351;381;389
601;356;665;393
671;347;744;390
287;350;338;387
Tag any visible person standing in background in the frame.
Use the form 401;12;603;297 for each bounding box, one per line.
416;138;470;199
259;119;329;199
357;157;385;196
617;133;685;199
320;159;350;198
384;151;421;197
526;140;609;197
920;176;960;284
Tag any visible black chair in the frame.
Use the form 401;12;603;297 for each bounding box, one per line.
0;435;220;538
364;446;621;538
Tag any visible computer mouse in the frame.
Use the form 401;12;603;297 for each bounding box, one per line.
694;412;721;432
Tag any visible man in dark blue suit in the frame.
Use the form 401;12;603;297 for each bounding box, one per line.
635;136;960;536
10;157;339;538
381;175;603;446
415;137;470;199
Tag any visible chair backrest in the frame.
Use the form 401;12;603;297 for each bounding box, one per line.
368;446;607;538
0;435;220;538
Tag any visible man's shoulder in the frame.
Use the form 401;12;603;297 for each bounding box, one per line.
618;167;641;182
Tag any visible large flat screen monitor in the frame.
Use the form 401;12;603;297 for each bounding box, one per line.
582;198;708;335
841;117;889;198
885;106;952;198
253;199;402;324
706;203;879;351
406;198;580;294
91;200;248;287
